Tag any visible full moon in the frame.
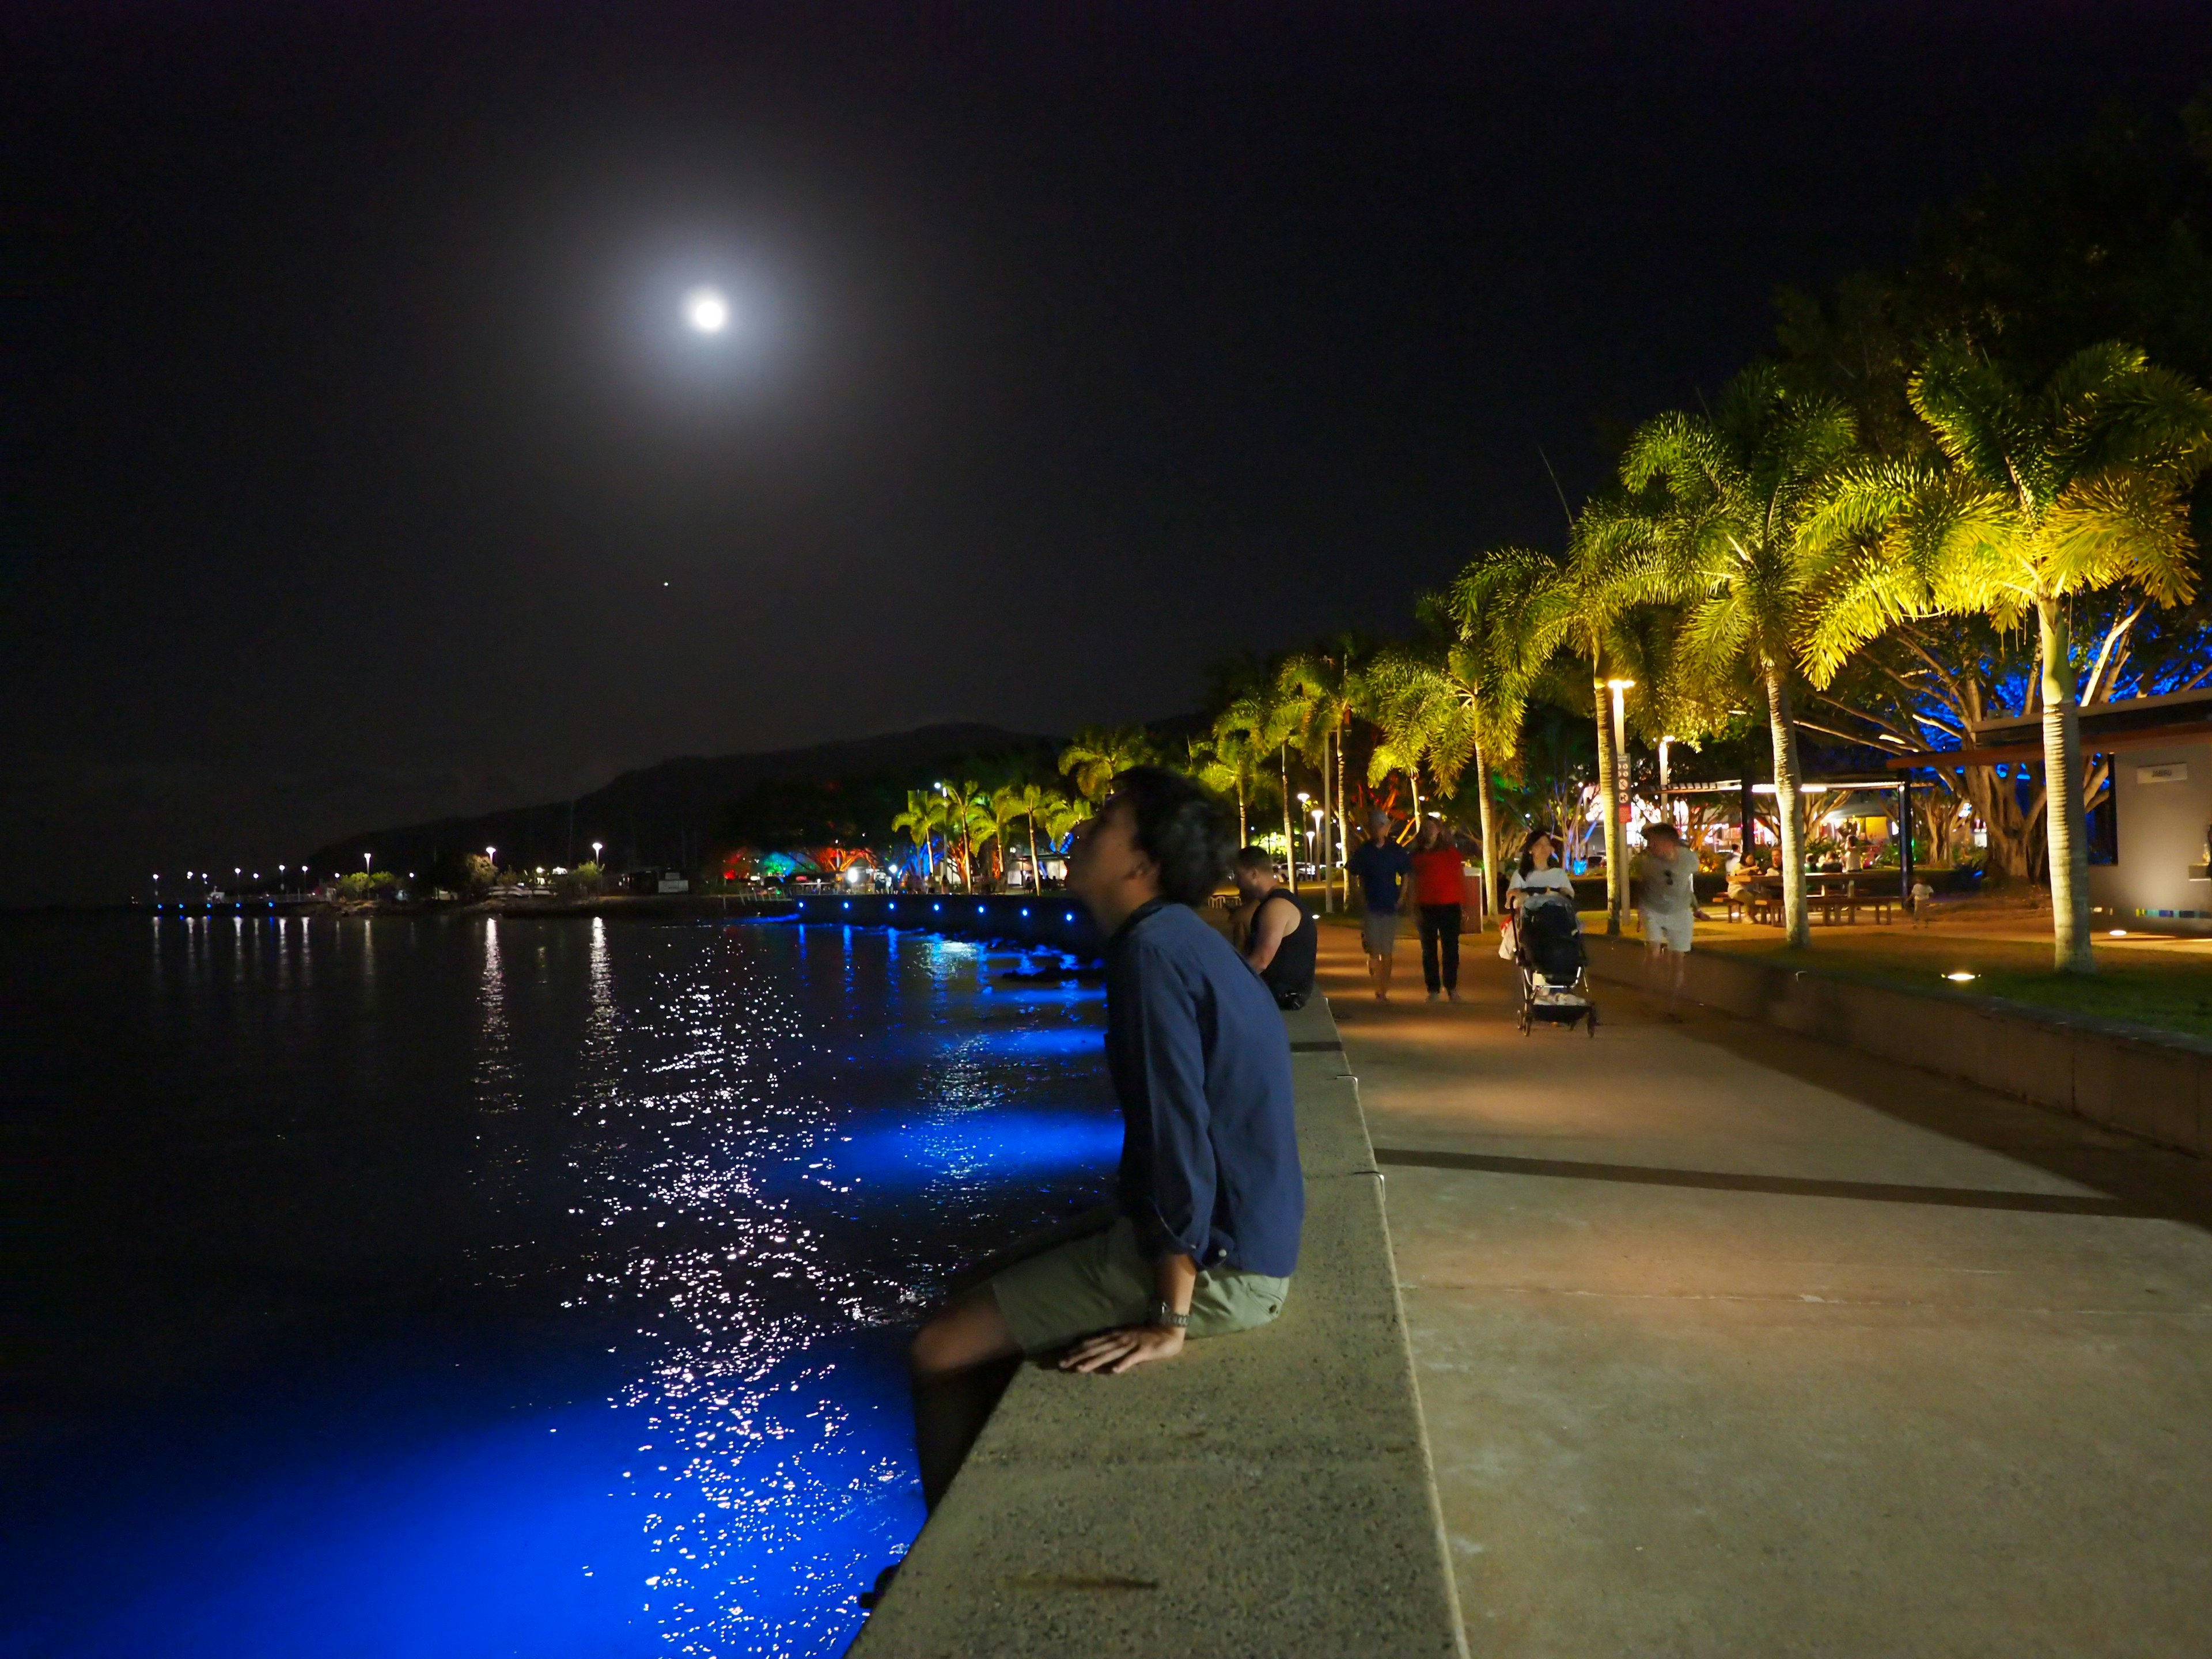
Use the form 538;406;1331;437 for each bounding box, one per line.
684;287;730;334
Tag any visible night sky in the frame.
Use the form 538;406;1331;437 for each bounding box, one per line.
8;3;2212;904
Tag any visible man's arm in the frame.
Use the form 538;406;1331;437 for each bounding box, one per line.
1061;943;1213;1376
1065;1249;1195;1373
1120;948;1214;1259
1244;897;1297;973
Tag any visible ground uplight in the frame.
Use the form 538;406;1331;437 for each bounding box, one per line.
1944;971;1978;983
2109;929;2129;937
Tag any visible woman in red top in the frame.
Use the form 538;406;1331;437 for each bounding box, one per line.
1409;819;1468;1002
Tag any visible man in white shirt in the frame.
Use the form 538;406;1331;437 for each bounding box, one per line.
1630;822;1700;1019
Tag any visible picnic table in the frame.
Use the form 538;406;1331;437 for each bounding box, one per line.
1728;872;1894;926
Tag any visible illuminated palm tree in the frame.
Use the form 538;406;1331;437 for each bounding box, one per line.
1278;639;1364;910
1806;342;2212;970
1058;725;1157;804
932;778;986;894
983;782;1051;892
982;782;1051;891
1451;543;1643;933
1601;364;1861;947
1214;687;1303;892
1040;791;1093;854
1181;732;1262;846
1363;616;1528;921
891;789;948;886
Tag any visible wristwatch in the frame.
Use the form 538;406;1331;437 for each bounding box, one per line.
1148;1301;1191;1330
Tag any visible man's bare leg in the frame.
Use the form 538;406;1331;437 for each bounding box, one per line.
911;1293;1021;1511
1649;943;1685;1020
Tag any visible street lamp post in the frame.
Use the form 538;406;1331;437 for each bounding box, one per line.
1604;677;1636;934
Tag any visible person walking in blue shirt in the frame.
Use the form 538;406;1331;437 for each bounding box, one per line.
1346;809;1412;1001
906;766;1304;1509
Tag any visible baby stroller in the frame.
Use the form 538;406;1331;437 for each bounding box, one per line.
1512;891;1597;1036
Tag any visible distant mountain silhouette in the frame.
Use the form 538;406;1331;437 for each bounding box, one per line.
304;722;1055;880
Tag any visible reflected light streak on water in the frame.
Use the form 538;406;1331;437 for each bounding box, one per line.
0;914;1116;1658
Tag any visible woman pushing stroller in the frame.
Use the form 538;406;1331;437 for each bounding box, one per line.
1502;830;1597;1035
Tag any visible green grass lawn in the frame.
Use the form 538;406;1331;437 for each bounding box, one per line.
1312;899;2212;1041
1695;925;2212;1043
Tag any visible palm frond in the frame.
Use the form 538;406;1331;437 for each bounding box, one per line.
2043;472;2199;607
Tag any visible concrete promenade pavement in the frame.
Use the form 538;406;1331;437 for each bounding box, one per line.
1320;921;2212;1656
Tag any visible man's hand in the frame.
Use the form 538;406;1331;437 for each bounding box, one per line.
1059;1324;1187;1375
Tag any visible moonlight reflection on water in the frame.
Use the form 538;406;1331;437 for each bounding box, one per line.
1;914;1115;1657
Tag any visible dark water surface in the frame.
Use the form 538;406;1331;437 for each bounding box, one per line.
1;912;1116;1657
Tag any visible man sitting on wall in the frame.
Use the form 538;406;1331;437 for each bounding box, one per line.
907;767;1305;1509
1232;845;1316;1009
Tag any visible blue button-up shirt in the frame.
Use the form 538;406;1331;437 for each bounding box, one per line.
1105;901;1304;1278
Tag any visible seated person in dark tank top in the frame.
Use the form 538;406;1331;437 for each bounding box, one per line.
1231;845;1316;1009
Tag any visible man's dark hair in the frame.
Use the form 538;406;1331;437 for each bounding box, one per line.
1110;766;1234;906
1233;844;1277;872
1645;821;1681;842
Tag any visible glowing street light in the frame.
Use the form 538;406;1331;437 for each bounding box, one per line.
591;840;603;863
1604;677;1635;735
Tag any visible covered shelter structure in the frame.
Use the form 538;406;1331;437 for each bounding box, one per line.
1661;771;1928;901
1883;687;2212;935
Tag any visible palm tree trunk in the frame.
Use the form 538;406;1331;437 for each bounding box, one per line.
1594;675;1623;935
1280;744;1298;895
1765;665;1810;950
1236;779;1248;848
1474;741;1495;931
1408;767;1421;827
1027;816;1040;893
1319;730;1335;912
2037;597;2095;974
960;815;974;895
1334;717;1349;914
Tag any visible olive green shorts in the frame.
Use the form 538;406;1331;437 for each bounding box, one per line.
986;1214;1291;1356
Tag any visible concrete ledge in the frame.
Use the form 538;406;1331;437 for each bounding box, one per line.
1583;935;2211;1157
850;998;1468;1658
